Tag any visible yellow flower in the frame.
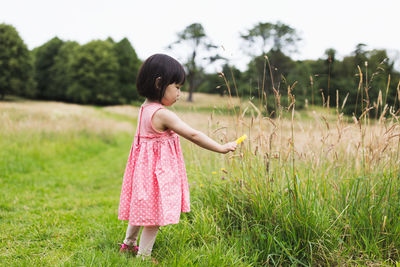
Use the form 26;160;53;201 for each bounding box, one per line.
236;134;247;144
212;171;217;175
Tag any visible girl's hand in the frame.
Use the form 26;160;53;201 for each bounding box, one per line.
220;141;237;154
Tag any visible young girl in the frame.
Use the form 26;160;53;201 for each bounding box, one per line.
118;54;237;260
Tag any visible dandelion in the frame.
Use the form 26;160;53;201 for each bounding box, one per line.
212;171;217;175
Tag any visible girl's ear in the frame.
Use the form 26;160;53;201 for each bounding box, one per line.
155;77;162;90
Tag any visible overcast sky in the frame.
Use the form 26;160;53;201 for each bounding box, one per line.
1;0;399;71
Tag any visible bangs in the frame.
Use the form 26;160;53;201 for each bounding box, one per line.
171;65;186;85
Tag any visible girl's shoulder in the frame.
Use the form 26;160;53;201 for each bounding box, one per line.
152;107;177;133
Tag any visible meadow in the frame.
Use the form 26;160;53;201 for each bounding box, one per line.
1;91;400;266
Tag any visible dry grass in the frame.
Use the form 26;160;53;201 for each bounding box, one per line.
3;96;399;173
0;101;134;135
102;105;140;119
220;106;400;171
175;91;240;109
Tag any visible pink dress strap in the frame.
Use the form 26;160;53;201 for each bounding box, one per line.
136;106;144;145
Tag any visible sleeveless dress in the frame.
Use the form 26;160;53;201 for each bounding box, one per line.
118;102;190;226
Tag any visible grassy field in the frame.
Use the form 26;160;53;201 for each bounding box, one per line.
1;94;400;266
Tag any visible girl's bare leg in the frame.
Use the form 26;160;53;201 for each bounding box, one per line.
137;226;159;257
123;224;141;246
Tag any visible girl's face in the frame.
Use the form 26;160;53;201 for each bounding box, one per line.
161;83;182;106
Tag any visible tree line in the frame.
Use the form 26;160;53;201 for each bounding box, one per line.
0;23;141;105
1;22;399;116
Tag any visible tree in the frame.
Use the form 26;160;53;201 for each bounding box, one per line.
311;45;400;117
285;60;314;107
33;37;64;100
51;41;80;101
240;21;300;114
0;23;34;99
245;49;295;94
113;38;141;103
240;21;301;56
168;23;221;102
67;40;120;105
353;43;368;66
363;49;397;115
320;48;338;108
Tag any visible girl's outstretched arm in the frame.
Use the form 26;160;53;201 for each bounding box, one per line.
153;109;237;154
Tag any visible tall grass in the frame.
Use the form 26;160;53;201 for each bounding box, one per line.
192;58;400;265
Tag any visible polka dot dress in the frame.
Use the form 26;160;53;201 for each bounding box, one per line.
118;102;190;226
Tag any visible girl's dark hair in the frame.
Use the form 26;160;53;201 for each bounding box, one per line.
136;54;186;102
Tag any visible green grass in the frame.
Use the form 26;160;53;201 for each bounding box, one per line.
0;108;248;266
1;101;400;266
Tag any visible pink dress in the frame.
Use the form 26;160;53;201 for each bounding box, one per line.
118;102;190;226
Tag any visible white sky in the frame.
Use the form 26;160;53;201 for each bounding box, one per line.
1;0;399;72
